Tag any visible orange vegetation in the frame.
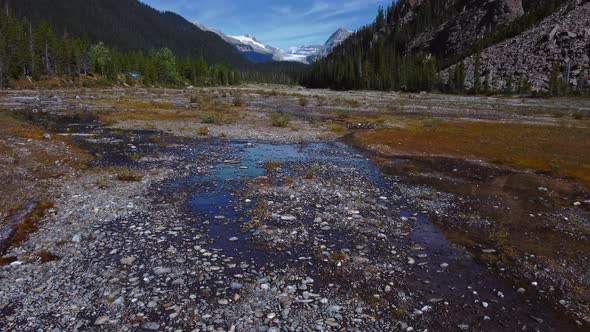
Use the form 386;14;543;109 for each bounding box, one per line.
355;120;590;183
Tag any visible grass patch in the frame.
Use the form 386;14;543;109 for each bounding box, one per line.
112;167;143;182
201;114;222;124
197;127;210;136
190;94;202;104
199;109;243;125
335;97;361;108
32;250;61;263
304;164;320;179
0;109;44;139
270;112;290;128
114;100;173;111
232;93;244;107
101;110;197;123
328;123;347;134
354;121;590;183
299;96;309;107
264;160;283;173
316;96;327;107
336;109;353;119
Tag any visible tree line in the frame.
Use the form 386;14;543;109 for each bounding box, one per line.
0;12;243;87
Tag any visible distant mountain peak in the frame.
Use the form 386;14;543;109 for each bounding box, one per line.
333;27;351;35
194;23;352;64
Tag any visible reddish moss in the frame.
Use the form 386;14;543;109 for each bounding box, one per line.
33;250;61;263
354;121;590;185
0;256;17;266
12;201;54;247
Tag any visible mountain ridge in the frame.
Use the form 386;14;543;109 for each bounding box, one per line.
196;23;351;64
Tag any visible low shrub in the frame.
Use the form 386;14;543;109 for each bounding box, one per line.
270;112;290;128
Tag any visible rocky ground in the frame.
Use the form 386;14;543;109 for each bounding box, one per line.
0;87;588;331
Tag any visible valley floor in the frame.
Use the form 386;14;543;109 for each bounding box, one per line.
0;86;589;331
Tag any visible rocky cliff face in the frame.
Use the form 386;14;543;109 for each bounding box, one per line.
394;0;525;56
442;0;590;91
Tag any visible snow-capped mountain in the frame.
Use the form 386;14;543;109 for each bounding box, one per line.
316;28;353;59
226;35;286;64
195;22;288;63
194;22;352;64
287;28;352;63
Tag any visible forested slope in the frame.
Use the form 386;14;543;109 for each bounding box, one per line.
0;0;248;67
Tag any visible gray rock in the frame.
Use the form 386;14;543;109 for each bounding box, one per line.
281;215;297;221
120;256;136;265
94;316;110;325
230;282;243;290
141;322;160;330
153;267;171;275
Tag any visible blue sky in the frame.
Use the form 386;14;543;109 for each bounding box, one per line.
141;0;391;50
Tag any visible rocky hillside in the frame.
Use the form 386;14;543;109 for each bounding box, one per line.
442;0;590;91
401;0;525;56
303;0;587;93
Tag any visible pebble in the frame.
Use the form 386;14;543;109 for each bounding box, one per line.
230;282;243;290
120;256;136;265
141;322;160;331
94;316;110;325
153;267;171;275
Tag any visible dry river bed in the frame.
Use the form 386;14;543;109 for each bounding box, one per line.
0;88;588;331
